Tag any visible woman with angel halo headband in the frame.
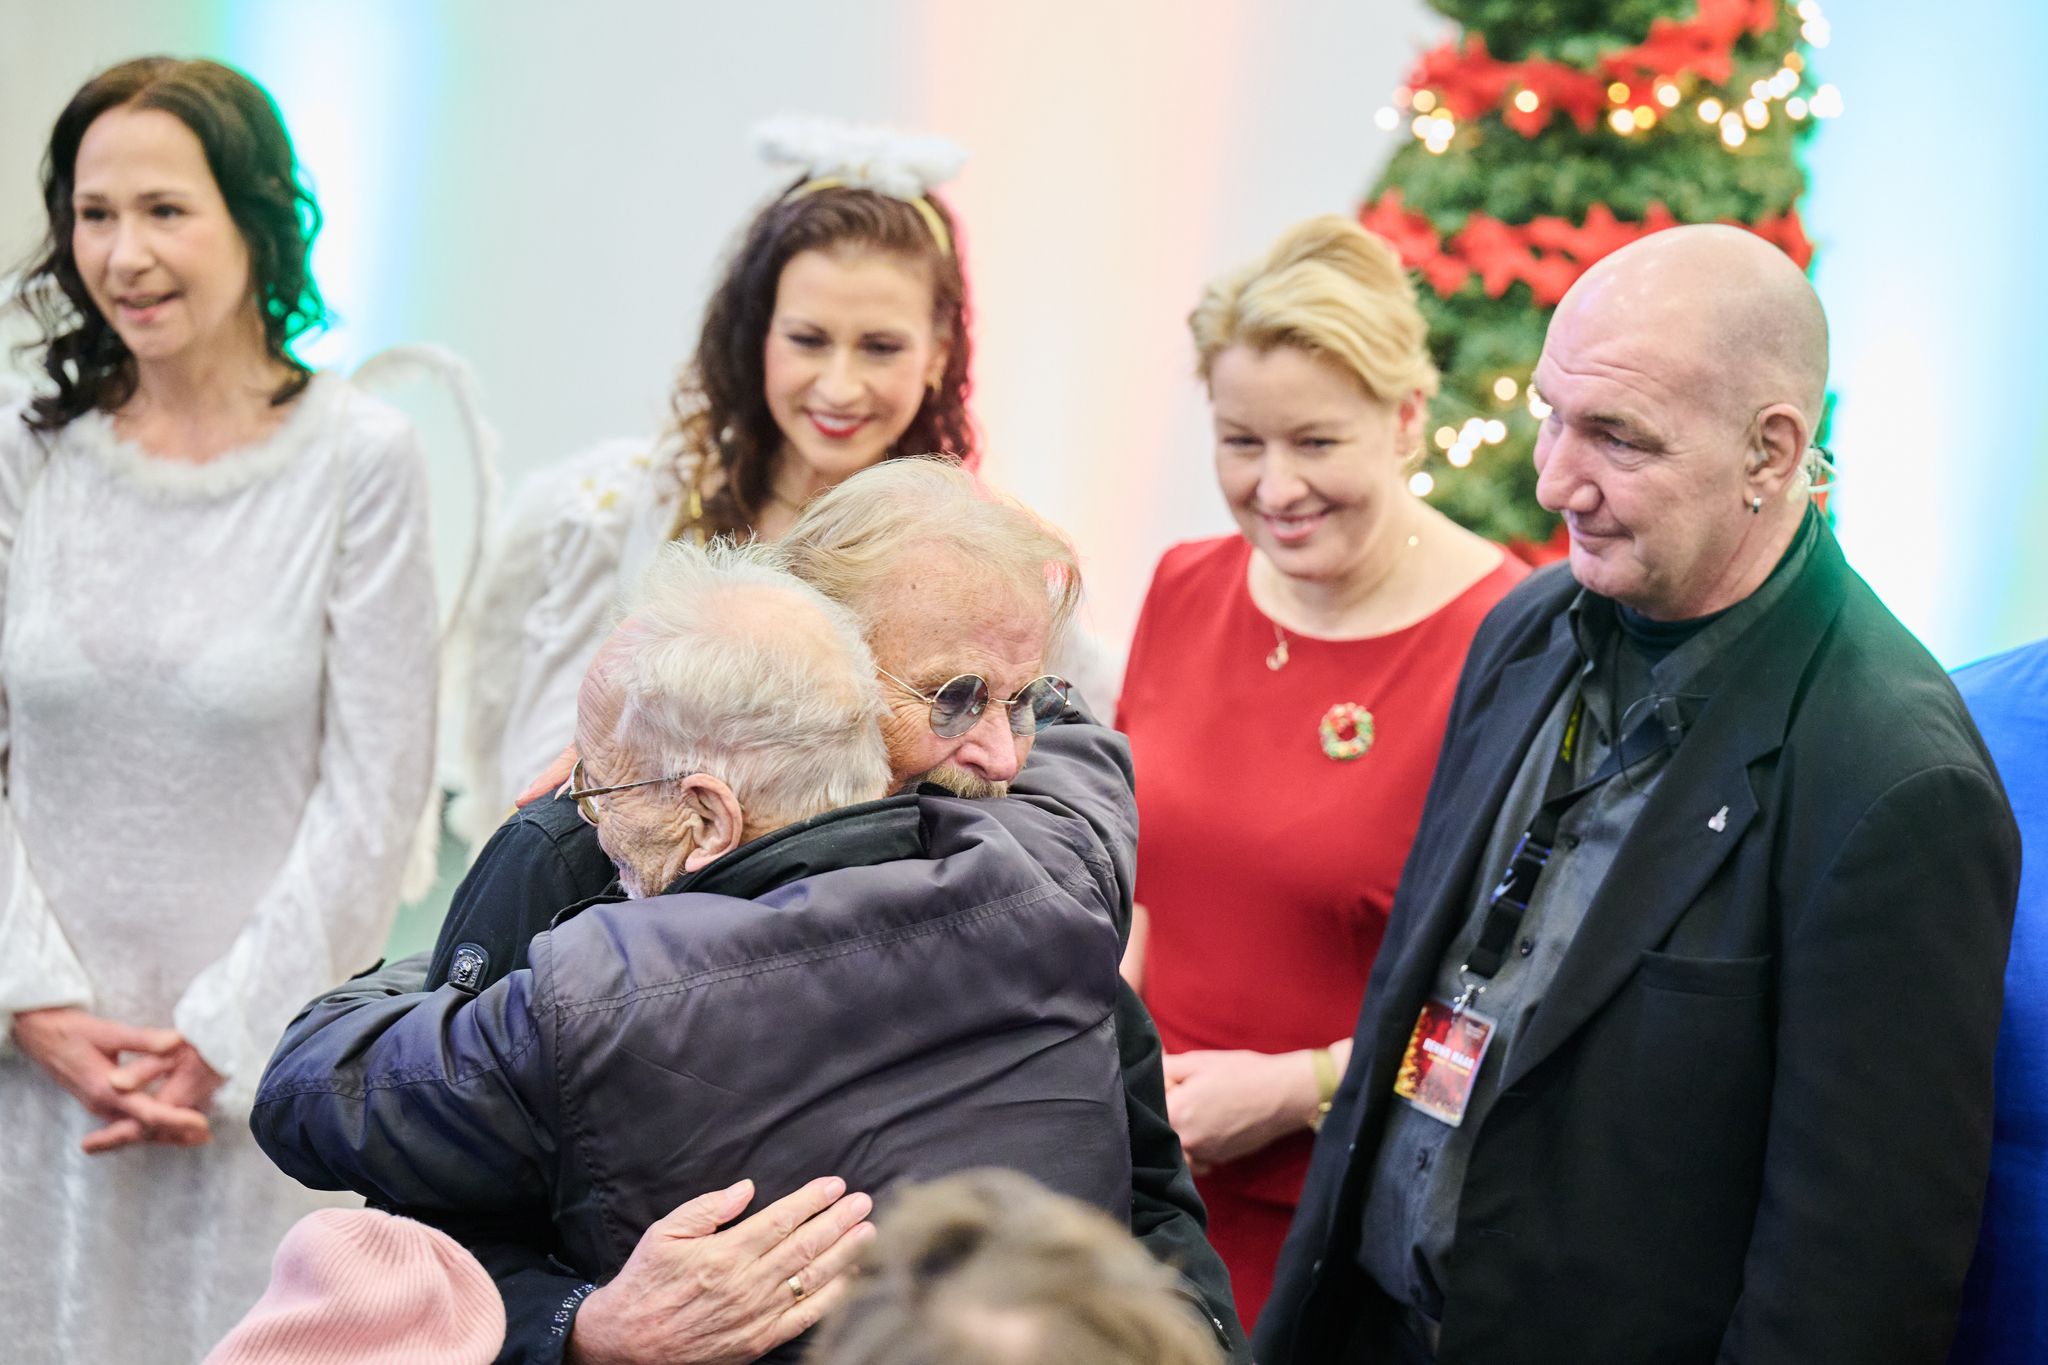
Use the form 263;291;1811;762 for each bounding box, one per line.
459;116;1071;826
0;57;437;1362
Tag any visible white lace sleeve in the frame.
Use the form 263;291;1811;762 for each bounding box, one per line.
172;408;439;1102
454;439;654;835
450;466;560;841
0;405;93;1028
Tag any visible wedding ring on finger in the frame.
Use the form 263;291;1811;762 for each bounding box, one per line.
787;1274;806;1300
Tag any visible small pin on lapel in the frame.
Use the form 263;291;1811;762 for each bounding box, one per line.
1707;805;1729;832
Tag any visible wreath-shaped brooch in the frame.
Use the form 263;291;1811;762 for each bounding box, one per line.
1318;703;1374;762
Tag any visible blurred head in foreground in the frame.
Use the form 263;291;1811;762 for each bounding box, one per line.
807;1168;1224;1365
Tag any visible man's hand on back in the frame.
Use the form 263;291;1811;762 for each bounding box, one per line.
567;1176;874;1365
516;745;578;809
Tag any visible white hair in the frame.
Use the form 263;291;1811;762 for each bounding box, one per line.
771;457;1082;656
600;540;891;830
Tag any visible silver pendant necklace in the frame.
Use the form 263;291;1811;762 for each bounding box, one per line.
1263;533;1418;671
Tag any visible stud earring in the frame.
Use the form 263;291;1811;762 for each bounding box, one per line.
1749;495;1764;515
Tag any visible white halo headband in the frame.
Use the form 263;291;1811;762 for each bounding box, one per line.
754;115;968;257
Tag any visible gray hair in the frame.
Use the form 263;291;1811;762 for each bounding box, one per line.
771;458;1083;655
599;540;891;829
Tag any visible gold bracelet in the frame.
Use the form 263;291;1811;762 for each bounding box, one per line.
1308;1046;1338;1132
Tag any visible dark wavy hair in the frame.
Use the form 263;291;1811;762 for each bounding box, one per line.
16;56;326;433
676;180;977;540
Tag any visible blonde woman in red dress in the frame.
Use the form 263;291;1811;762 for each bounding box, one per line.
1116;215;1527;1327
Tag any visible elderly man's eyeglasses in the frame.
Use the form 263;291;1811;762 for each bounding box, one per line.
563;758;696;826
876;668;1071;739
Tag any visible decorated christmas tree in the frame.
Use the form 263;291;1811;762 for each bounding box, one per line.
1360;0;1839;547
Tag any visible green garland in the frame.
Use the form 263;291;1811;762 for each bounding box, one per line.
1384;111;1806;228
1431;0;1700;63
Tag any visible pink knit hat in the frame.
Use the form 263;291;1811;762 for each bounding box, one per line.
203;1207;505;1365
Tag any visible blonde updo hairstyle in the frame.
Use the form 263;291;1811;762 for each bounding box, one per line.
1189;214;1439;470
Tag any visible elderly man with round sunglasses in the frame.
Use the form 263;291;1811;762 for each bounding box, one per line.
254;461;1248;1365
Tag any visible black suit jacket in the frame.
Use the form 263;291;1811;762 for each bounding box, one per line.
1257;523;2020;1365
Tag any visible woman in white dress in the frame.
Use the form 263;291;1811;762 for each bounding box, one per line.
0;58;437;1363
463;123;1108;826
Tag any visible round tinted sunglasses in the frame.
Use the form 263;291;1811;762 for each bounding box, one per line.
876;668;1072;739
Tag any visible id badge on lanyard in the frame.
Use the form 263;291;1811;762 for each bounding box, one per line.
1391;690;1682;1127
1393;996;1498;1127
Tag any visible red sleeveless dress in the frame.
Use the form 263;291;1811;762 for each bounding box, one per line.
1117;534;1526;1327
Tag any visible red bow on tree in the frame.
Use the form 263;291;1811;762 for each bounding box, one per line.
1607;0;1780;86
1360;192;1814;306
1402;0;1788;137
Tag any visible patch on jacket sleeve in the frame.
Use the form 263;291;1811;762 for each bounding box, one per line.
448;943;490;994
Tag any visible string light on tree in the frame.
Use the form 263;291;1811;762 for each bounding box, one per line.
1797;0;1832;47
1411;109;1460;155
1388;6;1837;152
1390;7;1837;159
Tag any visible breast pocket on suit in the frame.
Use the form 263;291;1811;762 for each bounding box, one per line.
1597;950;1777;1263
1636;949;1774;997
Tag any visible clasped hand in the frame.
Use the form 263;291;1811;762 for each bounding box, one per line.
10;1007;220;1154
568;1176;875;1365
1164;1047;1320;1174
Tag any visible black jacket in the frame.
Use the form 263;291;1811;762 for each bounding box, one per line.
1257;522;2021;1365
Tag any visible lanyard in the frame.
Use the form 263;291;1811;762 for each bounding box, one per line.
1451;689;1685;1011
